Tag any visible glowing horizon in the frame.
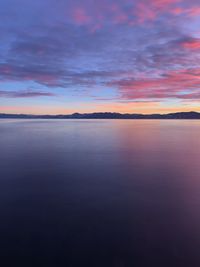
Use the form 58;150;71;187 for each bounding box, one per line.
0;0;200;114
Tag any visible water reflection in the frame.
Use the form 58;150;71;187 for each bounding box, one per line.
0;119;200;266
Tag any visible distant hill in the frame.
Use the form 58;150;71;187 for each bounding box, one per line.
0;111;200;119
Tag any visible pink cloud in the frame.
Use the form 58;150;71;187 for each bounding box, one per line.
171;5;200;17
150;0;179;9
134;3;156;23
186;6;200;17
67;0;199;29
171;7;185;15
72;7;91;25
108;68;200;100
133;0;182;23
181;38;200;50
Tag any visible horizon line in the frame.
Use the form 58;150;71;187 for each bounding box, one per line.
0;111;199;116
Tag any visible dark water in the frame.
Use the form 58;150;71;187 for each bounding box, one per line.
1;119;200;266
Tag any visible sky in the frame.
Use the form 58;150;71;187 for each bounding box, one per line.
0;0;200;114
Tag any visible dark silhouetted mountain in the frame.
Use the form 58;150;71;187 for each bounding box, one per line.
0;111;200;119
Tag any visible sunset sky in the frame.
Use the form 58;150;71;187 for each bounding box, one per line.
0;0;200;114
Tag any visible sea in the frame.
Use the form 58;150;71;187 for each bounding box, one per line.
0;119;200;266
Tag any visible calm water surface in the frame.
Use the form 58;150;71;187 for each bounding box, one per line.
0;119;200;266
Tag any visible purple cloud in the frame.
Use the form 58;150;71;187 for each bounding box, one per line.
0;90;56;98
0;0;200;112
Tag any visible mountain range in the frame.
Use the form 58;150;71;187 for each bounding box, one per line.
1;111;200;119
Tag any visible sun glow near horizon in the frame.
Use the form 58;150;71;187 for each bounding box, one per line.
0;0;200;114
